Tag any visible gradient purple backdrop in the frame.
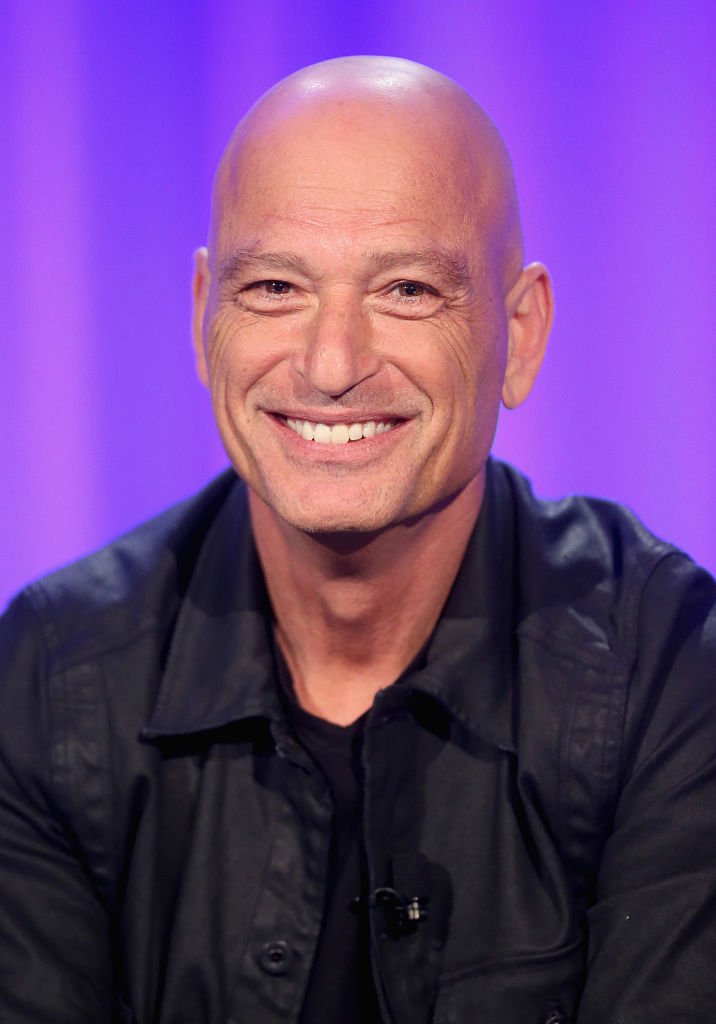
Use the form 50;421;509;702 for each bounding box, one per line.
2;1;715;610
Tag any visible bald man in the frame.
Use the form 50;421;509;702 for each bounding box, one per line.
1;57;715;1024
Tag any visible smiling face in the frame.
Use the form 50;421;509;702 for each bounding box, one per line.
193;60;547;537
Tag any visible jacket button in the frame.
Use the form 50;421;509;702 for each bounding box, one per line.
259;940;294;975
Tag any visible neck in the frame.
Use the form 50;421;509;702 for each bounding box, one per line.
249;477;484;724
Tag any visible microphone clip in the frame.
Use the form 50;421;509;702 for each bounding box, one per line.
371;885;429;937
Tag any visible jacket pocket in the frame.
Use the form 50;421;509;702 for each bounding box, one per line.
432;941;584;1023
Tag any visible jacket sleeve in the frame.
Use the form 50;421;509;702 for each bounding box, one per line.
0;592;114;1022
578;554;716;1022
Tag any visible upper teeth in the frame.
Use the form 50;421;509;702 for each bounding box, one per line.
285;417;395;444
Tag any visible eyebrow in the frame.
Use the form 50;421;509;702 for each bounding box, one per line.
218;245;471;290
219;249;311;283
365;249;471;290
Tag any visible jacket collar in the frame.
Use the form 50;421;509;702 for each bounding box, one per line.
142;478;282;739
143;461;516;753
406;459;516;752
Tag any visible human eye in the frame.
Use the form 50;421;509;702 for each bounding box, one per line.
246;279;294;298
378;279;442;319
391;280;432;301
237;278;304;313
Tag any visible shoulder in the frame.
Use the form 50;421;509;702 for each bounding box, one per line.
490;458;716;668
489;461;716;888
1;469;241;672
490;460;715;801
0;468;244;825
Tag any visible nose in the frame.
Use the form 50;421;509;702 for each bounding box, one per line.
295;292;380;398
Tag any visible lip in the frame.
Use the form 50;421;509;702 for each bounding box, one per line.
264;410;410;462
266;408;406;426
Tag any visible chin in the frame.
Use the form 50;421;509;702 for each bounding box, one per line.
279;503;395;536
261;482;413;537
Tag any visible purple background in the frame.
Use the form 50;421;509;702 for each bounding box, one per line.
2;2;715;611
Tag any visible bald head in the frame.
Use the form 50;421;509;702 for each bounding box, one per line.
210;56;523;289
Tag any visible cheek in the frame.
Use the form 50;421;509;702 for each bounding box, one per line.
420;323;507;468
205;310;289;397
392;315;505;417
448;310;508;420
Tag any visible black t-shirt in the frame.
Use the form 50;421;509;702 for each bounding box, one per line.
274;649;381;1023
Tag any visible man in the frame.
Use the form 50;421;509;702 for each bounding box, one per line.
1;56;714;1023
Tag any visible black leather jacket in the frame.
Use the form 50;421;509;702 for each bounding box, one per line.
1;459;715;1023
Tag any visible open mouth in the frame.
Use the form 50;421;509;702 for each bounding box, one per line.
281;416;401;445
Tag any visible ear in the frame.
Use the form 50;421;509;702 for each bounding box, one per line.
192;246;211;388
502;262;554;409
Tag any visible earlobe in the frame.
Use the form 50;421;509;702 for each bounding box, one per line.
502;262;554;410
192;247;211;388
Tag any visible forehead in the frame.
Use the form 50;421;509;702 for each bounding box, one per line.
212;97;485;260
